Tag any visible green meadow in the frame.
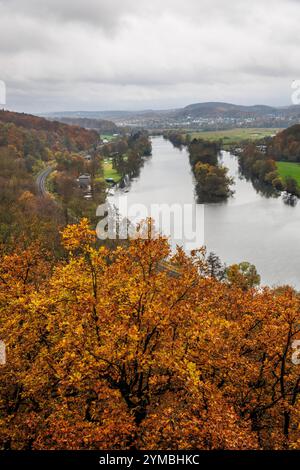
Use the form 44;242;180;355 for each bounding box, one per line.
103;160;121;182
189;128;282;145
276;161;300;186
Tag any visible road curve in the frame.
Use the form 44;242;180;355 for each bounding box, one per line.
36;167;53;196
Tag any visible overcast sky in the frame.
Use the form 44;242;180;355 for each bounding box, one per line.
1;0;300;113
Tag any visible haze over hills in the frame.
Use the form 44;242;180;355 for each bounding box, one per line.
177;102;278;117
43;102;300;131
52;116;120;134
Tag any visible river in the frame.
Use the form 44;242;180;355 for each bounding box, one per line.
109;136;300;288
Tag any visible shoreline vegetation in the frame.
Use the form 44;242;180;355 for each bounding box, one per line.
238;125;300;199
106;130;152;183
102;131;152;185
1;110;300;450
0;110;153;247
163;126;300;200
163;131;234;202
188;138;234;202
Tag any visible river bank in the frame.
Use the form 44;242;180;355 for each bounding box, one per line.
108;136;300;288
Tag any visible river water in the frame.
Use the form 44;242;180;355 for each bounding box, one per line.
109;136;300;288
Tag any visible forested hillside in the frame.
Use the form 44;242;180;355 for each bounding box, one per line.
0;112;300;451
0;110;99;250
0;110;98;148
268;124;300;162
54;116;119;134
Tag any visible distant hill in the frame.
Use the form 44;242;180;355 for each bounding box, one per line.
42;102;300;130
44;102;285;121
52;116;119;134
178;102;278;118
43;109;173;120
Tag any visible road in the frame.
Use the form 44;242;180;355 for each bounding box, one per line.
36;167;53;196
35;166;180;277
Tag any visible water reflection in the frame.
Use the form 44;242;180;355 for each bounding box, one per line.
109;137;300;288
283;193;298;207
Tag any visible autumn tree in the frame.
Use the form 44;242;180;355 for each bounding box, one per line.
0;219;299;450
226;261;261;290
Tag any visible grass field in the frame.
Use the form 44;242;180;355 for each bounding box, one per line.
277;161;300;186
103;160;121;182
101;134;117;142
189;128;282;145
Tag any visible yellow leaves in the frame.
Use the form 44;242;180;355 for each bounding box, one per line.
70;371;82;382
2;226;300;450
184;360;201;389
61;218;96;252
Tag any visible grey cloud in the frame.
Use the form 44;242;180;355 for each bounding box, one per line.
0;0;300;111
0;0;137;30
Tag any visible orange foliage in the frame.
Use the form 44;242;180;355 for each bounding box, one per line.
0;221;300;450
